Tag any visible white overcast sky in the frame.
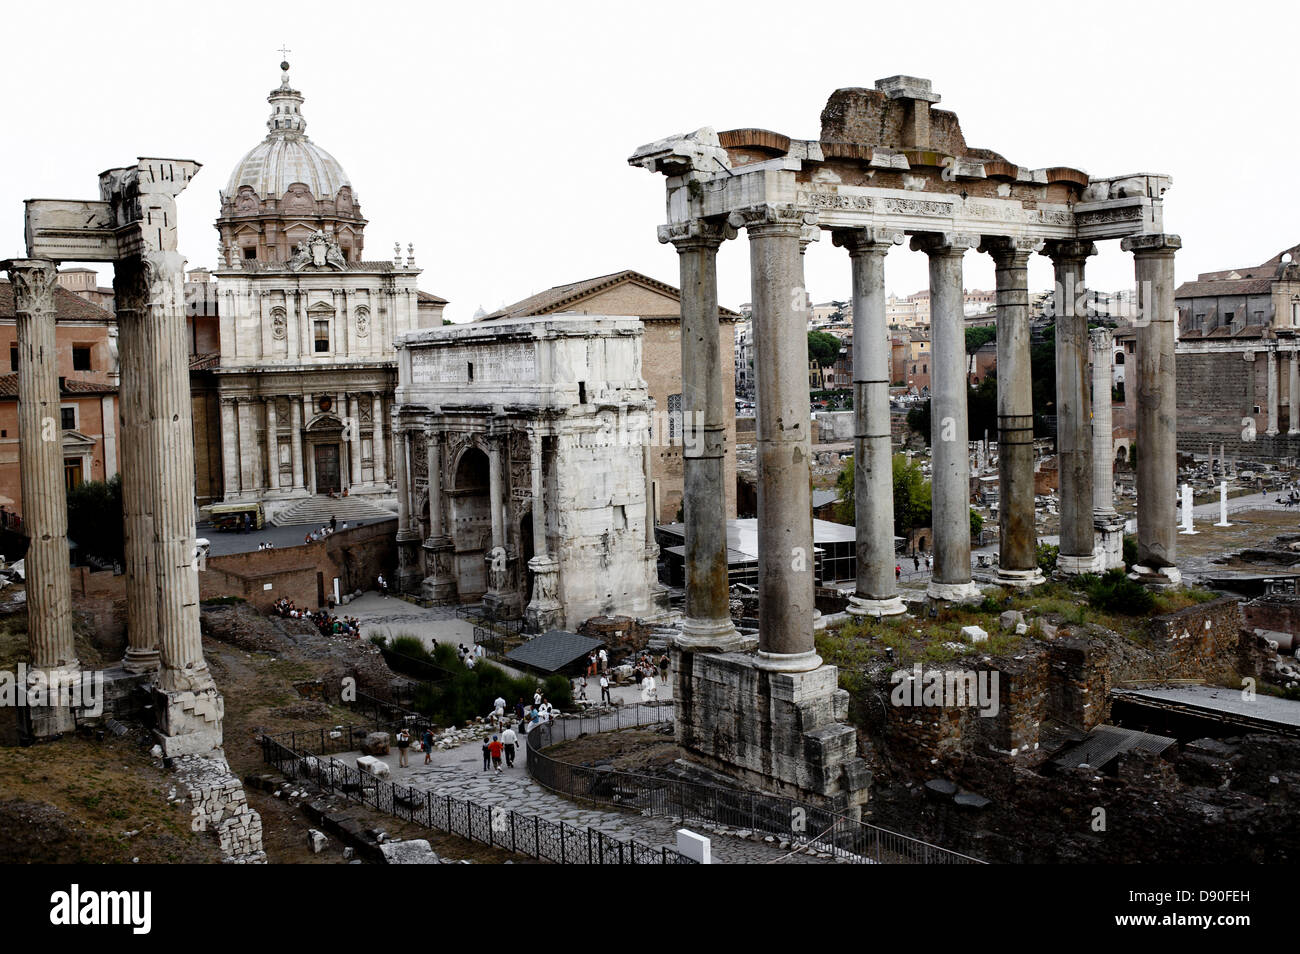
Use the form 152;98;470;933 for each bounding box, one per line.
2;0;1296;322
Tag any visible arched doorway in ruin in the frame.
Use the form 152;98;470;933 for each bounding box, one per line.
450;446;490;599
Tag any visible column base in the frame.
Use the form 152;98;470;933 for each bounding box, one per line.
1094;519;1127;572
1128;564;1182;587
752;649;824;673
525;555;563;632
483;589;521;619
995;567;1046;589
421;536;457;603
122;647;161;674
675;616;756;654
926;580;983;603
18;664;83;740
153;684;225;758
1057;552;1102;575
1178;527;1199;535
846;594;907;617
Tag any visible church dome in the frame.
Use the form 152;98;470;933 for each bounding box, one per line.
224;62;352;201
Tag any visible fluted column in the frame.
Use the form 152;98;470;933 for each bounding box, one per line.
348;395;363;489
264;397;279;492
487;431;505;555
658;217;743;650
1289;352;1300;436
733;204;820;670
426;428;443;539
1044;240;1099;575
913;233;981;603
1266;349;1280;436
116;251;212;696
4;259;79;683
982;237;1044;587
118;274;160;673
372;392;387;485
834;228;906;614
219;398;240;501
1123;233;1183;585
1091;328;1117;519
290;398;305;491
528;432;544;554
237;399;256;493
394;426;411;533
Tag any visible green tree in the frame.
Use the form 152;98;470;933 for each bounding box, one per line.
969;507;984;538
1030;324;1057;437
965;325;996;354
66;475;124;564
834;454;932;536
807;330;841;368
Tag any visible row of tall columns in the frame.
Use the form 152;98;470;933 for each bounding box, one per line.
1049;241;1099;575
984;238;1045;587
835;228;906;614
1125;234;1183;585
220;391;389;498
1260;349;1300;436
3;260;80;688
914;233;982;602
1267;350;1280;436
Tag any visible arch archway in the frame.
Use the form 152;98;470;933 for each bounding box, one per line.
449;446;491;598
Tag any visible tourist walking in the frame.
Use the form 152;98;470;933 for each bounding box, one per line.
422;727;434;765
599;673;611;704
481;736;492;772
330;514;337;533
658;652;669;686
396;727;411;768
489;735;504;772
501;726;517;768
598;647;608;673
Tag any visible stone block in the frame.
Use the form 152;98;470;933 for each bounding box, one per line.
357;755;390;778
307;829;328;853
999;610;1024;632
961;625;988;643
379;839;439;864
362;731;390;755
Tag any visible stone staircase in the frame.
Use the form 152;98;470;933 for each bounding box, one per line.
271;495;397;528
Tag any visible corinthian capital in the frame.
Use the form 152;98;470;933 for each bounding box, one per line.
1;259;58;315
1041;239;1098;265
910;231;978;256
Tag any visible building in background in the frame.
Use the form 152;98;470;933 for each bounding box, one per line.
481;269;738;524
1173;243;1300;461
0;278;119;521
194;61;447;519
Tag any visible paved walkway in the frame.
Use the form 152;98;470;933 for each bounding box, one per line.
198;516;394;556
331;732;823;863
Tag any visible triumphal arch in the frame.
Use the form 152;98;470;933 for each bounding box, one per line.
631;76;1177;808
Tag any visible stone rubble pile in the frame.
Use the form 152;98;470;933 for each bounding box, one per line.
172;755;266;864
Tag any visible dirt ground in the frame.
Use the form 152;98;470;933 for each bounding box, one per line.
0;601;520;864
546;728;683;776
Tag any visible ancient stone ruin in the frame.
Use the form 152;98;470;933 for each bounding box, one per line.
630;76;1179;812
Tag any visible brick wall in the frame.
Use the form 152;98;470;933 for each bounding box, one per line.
70;522;398;637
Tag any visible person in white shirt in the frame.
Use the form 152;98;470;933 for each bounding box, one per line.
501;727;518;768
599;674;611;705
598;647;608;673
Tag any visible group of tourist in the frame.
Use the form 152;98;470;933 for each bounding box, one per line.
270;599;362;638
457;643;485;668
584;647;609;675
255;540;278;551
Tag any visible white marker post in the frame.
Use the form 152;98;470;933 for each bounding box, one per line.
1180;482;1198;535
1215;480;1232;527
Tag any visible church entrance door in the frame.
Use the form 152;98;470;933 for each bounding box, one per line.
315;443;341;494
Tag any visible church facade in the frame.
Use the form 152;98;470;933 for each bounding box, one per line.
194;61;446;519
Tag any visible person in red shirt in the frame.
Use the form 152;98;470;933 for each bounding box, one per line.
489;735;504;773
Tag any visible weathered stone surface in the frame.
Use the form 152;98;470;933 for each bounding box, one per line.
378;839;440;864
362;732;390;755
307;829;328;853
357;755;390;779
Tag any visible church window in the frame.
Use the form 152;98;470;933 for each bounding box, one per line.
314;319;330;353
243;246;257;260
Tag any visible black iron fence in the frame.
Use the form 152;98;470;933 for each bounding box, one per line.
261;724;696;865
526;705;984;865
